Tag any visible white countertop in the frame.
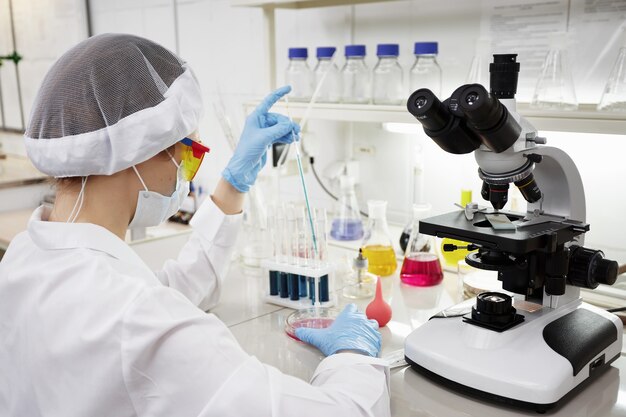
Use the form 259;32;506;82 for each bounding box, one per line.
216;255;626;417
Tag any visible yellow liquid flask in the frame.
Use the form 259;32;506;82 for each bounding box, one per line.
362;200;397;276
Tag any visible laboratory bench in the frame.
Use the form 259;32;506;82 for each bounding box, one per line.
215;258;626;417
0;207;193;264
0;155;48;189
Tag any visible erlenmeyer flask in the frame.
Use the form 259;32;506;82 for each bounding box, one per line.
400;204;442;287
361;200;397;277
400;203;430;253
598;32;626;112
466;37;491;86
330;176;364;241
531;32;578;111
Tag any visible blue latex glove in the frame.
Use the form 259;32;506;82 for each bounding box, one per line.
222;86;300;192
295;304;382;357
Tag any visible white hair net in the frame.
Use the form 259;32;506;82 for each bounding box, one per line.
24;33;203;177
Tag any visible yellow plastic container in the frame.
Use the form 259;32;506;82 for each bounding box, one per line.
441;189;473;269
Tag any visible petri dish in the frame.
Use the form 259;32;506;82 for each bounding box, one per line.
285;307;339;341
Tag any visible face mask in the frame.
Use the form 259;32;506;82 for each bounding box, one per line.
128;154;190;229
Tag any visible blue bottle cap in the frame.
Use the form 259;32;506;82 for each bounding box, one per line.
317;47;336;58
345;44;366;57
288;48;308;59
414;42;438;55
377;43;399;57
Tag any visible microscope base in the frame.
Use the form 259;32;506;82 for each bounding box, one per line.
404;298;622;413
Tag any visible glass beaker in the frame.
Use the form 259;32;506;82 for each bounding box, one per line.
361;200;397;277
598;30;626;112
531;32;578;111
343;249;376;299
330;175;364;241
400;204;442;286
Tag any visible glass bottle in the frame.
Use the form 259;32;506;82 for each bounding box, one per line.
314;47;341;103
285;47;312;102
409;42;441;96
330;175;364;241
531;32;578;111
341;45;370;104
400;204;442;286
361;200;397;277
343;249;376;299
598;30;626;112
372;43;404;105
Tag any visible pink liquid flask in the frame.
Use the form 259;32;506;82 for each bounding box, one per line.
400;252;443;287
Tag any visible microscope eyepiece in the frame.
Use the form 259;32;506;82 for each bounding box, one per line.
407;89;450;132
459;84;522;153
407;88;482;154
489;54;520;99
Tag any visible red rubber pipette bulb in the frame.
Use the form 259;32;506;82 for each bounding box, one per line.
366;277;392;327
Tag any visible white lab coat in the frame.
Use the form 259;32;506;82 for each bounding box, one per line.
0;199;390;417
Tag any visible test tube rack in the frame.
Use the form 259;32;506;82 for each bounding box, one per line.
262;259;336;309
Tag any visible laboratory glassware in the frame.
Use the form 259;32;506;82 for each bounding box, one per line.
330;175;364;241
598;33;626;112
343;248;376;299
315;207;329;265
409;42;441;97
314;47;341;103
466;38;491;86
285;307;339;341
531;33;578;111
284;94;318;254
399;203;431;259
240;186;272;267
361;200;397;277
285;47;312;102
372;43;404;105
341;45;370;104
400;204;443;287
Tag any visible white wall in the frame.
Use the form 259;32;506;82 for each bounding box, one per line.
1;0;625;263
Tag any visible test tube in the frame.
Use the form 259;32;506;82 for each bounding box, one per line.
315;208;328;267
315;208;329;303
267;205;278;296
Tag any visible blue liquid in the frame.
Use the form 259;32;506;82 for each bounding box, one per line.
330;218;364;241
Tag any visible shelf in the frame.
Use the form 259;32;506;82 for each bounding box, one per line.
231;0;397;9
244;101;626;135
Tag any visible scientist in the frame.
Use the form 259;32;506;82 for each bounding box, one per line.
0;34;389;416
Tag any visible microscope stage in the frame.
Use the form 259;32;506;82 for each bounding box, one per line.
419;210;588;254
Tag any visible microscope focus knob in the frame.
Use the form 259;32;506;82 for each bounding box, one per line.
568;246;619;289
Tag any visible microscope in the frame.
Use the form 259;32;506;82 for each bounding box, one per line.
403;54;622;413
